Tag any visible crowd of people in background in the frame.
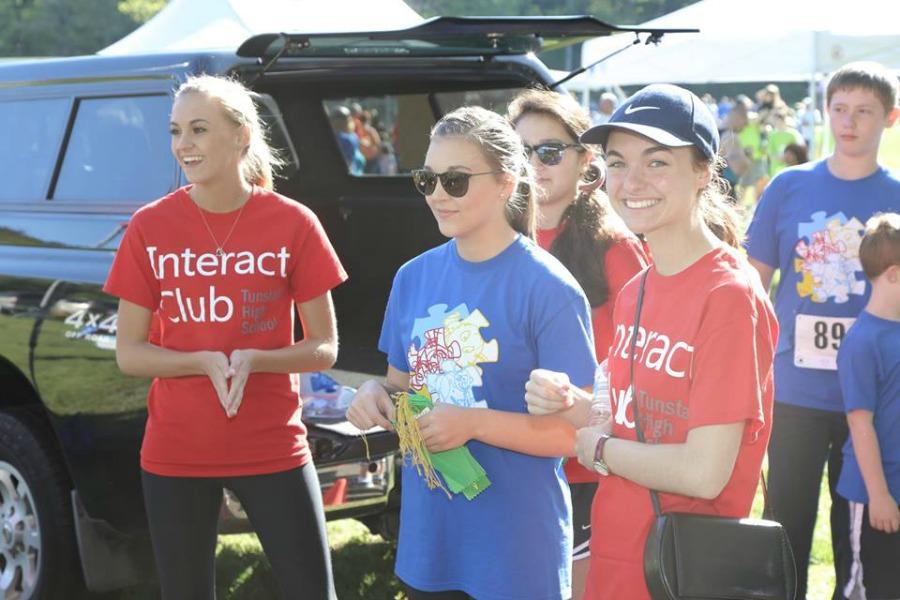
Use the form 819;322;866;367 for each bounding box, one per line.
591;82;823;204
111;61;899;600
329;102;398;175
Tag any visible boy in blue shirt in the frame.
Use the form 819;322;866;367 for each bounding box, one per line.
745;62;900;598
837;213;900;600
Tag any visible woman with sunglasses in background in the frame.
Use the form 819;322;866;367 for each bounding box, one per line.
523;84;778;599
509;89;648;600
346;106;597;600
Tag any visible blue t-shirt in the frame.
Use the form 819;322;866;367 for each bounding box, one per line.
335;131;365;174
745;160;900;411
836;311;900;503
379;235;597;600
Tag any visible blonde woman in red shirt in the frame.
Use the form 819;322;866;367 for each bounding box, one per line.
508;89;647;600
523;84;778;599
105;75;344;600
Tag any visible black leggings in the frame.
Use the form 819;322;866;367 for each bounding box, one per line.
766;402;851;600
142;463;336;600
401;581;473;600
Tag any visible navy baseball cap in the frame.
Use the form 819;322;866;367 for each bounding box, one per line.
581;84;719;159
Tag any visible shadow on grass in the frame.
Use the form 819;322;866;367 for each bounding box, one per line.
332;534;402;600
210;532;403;600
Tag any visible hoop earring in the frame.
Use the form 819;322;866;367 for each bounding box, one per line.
582;162;605;185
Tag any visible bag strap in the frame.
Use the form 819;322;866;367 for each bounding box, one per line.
627;268;772;521
627;269;663;517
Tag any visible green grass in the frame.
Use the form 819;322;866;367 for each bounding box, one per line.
878;124;900;171
104;470;837;599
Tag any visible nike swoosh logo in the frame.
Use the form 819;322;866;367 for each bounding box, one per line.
581;524;592;530
624;105;660;115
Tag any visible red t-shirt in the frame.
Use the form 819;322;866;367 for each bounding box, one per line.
585;247;777;600
104;186;348;477
537;224;648;484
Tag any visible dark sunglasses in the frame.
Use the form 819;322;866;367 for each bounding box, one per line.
411;169;503;198
523;142;583;166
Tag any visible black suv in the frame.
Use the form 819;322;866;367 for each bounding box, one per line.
0;17;666;598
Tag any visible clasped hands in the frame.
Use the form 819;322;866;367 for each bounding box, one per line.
525;368;612;471
199;349;256;418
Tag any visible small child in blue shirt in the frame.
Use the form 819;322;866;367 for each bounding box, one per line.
837;212;900;600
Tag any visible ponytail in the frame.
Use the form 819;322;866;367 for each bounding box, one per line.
550;183;617;307
506;164;537;239
695;151;743;249
241;123;278;190
175;76;284;191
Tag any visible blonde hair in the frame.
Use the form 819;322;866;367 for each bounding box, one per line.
431;106;536;239
859;212;900;280
175;75;284;190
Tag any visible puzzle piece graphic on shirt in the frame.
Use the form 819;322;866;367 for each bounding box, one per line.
444;309;499;367
426;361;486;408
794;258;817;300
410;303;469;347
828;216;865;258
407;304;498;408
797;210;845;241
794;211;866;304
408;327;462;390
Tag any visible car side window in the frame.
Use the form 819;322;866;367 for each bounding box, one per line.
0;98;69;201
54;95;176;202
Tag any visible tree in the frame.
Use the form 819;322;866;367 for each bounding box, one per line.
0;0;164;57
117;0;168;23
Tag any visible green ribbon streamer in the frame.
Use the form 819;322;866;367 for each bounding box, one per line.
404;392;491;500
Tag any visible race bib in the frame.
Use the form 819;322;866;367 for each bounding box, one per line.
794;314;855;370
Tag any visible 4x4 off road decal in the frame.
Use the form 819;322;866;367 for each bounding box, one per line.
63;308;117;350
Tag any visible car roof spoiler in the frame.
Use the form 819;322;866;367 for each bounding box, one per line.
236;15;695;61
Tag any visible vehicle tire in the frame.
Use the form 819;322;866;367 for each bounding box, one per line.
0;411;82;599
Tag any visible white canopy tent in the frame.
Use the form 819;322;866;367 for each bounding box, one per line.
100;0;423;55
581;0;900;87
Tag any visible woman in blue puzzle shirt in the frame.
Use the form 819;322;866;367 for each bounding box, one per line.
347;106;597;600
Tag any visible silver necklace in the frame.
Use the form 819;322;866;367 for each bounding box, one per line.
192;194;249;257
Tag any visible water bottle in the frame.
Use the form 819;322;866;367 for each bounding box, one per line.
591;360;611;424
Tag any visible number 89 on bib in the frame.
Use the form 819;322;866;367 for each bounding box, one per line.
794;314;856;371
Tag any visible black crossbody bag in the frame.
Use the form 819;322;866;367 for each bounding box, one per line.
626;270;797;600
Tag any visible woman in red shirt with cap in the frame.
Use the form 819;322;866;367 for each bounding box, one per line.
508;88;647;600
523;83;778;599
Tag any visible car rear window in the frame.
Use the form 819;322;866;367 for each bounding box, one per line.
53;95;176;203
324;87;523;176
0;98;69;201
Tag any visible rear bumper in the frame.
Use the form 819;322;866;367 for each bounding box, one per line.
219;451;397;526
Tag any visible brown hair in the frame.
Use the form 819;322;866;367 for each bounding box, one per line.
431;106;536;238
691;149;743;249
826;61;899;115
508;88;620;307
175;75;284;190
859;212;900;280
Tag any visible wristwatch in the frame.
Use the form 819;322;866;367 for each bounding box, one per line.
592;433;612;476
